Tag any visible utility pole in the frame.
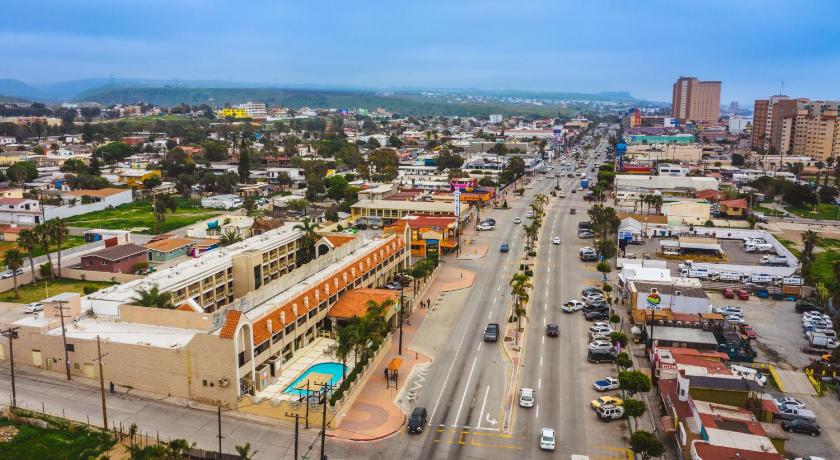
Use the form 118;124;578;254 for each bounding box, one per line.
1;327;19;407
294;414;299;460
319;384;328;460
54;300;71;380
94;336;109;430
398;285;404;355
217;406;223;459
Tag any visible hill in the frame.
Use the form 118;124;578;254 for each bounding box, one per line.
0;79;45;101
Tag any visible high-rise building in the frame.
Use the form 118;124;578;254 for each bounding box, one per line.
489;114;503;124
671;77;722;124
729;101;739;114
751;96;840;160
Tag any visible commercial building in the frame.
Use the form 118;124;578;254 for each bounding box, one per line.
672;77;722;125
385;214;458;258
0;229;409;409
628;278;711;322
350;199;458;226
751;96;840;160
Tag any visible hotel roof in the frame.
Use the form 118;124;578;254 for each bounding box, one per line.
328;288;397;319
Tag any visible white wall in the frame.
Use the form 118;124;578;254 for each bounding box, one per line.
44;190;133;220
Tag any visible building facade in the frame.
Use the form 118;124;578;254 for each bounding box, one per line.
672;77;722;125
751;96;840;160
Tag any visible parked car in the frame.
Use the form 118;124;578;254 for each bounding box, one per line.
739;324;757;339
578;230;593;239
0;268;23;279
539;427;556;450
588;349;618;364
723;288;735;299
776;404;817;421
795;301;822;313
715;306;743;316
407;407;428;433
585;310;609;321
592;377;620;391
24;302;44;314
582;292;605;302
597;404;625;422
582;287;603;296
737;289;750;300
774;397;806;409
782;419;821;436
384;282;402;290
562;300;586;313
513;217;522;224
589;340;614;352
546;324;559;337
476;223;495;231
590;396;623;410
519;388;535;408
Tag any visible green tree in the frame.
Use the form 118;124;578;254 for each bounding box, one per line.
238;138;251;183
219;230;243;247
34;224;54;279
800;229;818;281
609;331;629;348
132;285;174;309
616;352;633;369
623;398;647;431
235;442;256;460
153;195;178;234
293;217;320;265
510;272;532;346
368;148;400;181
629;430;665;460
17;228;39;282
6;161;38;184
3;249;24;298
97;141;134;163
619;370;652;396
46;219;68;277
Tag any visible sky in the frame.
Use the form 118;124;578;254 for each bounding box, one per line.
2;0;839;104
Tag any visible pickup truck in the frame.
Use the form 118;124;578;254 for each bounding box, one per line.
808;334;839;349
776;404;817;421
484;323;500;342
597;404;625;421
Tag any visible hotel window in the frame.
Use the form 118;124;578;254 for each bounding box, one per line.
285;323;295;334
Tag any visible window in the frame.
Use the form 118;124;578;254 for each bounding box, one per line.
285;323;295;334
254;266;262;289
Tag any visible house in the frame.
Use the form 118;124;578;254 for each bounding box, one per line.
201;194;243;210
80;243;149;273
145;237;194;263
0;224;33;241
0;198;43;225
117;169;162;188
0;186;24;199
719;199;749;218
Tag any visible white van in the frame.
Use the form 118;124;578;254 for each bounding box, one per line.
730;365;768;386
745;243;774;253
716;272;745;282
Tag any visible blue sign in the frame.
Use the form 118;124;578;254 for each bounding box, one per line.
618;230;634;241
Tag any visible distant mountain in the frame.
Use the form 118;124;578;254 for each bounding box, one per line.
0;94;29;103
0;79;45;101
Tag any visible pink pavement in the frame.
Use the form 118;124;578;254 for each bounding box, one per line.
329;264;475;441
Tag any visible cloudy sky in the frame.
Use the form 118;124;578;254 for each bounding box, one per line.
2;0;839;103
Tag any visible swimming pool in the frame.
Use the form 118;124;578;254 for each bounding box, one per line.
283;362;347;396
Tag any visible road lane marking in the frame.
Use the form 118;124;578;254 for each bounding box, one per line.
538;378;541;389
540;356;543;367
541;336;545;345
535;404;539;418
488;310;493;319
452;355;479;427
476;385;490;430
428;296;477;425
476;342;482;352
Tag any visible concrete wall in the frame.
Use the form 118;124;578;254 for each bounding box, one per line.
118;304;214;331
60;267;140;283
43;191;132;220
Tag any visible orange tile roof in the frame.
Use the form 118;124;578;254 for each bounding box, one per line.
323;234;355;249
691;443;781;460
219;310;242;338
328;288;398;319
249;237;405;345
175;303;201;312
66;188;129;198
144;237;194;252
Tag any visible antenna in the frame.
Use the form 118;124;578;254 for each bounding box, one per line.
779;80;784;96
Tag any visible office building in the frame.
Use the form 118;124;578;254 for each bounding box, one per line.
751;96;840;160
671;77;722;124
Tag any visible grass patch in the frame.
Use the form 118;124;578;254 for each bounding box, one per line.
776;238;801;258
0;236;87;259
753;205;786;217
0;415;114;460
0;278;115;303
63;197;220;234
784;204;840;220
810;238;840;290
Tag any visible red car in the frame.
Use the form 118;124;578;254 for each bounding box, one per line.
739;324;757;339
736;289;750;300
723;288;735;299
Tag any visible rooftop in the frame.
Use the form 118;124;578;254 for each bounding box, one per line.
648;326;718;345
65;188;129;198
351;199;455;213
328;288;398;319
84;243;147;261
144;237;194;253
45;316;202;349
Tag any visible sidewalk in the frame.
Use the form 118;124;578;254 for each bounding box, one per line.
329;264;475;441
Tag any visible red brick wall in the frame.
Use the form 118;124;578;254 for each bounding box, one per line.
80;251;147;273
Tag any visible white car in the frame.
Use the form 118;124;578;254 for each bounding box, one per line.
24;302;44;313
552;237;561;245
589;340;613;351
513;217;522;224
593;377;620;391
562;300;586;313
715;306;743;315
539;427;556;450
803;312;830;321
579;247;595;254
519;388;535;408
725;315;746;324
526;212;534;218
476;223;495;231
0;268;23;279
583;293;605;303
589;325;613;337
774;396;805;409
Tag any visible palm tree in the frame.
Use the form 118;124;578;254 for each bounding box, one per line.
166;439;192;459
3;249;24;298
651;195;664;215
132;285;174;309
293;217;320;265
219;230;243;246
522;223;538;249
815;161;825;187
17;228;39;282
509;273;532;346
153;194;179;234
235;442;256;460
47;218;68;278
825;157;835;187
800;229;819;281
335;324;354;382
34;224;54;279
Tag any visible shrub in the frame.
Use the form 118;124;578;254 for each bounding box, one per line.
609;314;620;324
39;263;52;278
82;285;99;295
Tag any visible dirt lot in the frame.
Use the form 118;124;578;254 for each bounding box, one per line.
707;291;840;458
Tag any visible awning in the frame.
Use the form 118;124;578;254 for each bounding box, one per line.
387;357;403;372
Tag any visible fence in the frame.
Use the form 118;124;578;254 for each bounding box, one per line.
803;368;823;395
1;403;238;459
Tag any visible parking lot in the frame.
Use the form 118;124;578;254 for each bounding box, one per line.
707;291;840;457
623;237;774;270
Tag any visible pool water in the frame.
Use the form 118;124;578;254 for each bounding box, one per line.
283;362;347;396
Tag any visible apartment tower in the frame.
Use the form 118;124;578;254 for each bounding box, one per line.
671;77;722;125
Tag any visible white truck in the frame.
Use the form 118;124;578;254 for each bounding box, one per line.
746;243;774;253
808;334;839;349
678;261;710;279
761;255;788;266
